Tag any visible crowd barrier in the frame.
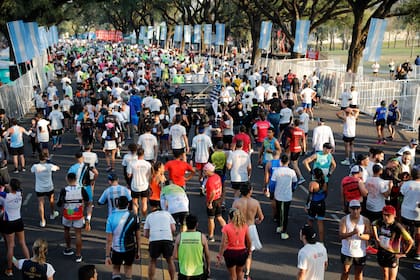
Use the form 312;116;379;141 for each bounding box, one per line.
0;53;50;119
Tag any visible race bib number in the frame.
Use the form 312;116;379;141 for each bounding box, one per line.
379;236;391;249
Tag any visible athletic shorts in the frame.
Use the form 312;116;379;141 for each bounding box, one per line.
343;136;355;143
401;216;420;228
111;249;136;266
223;248;248;268
349;105;358;109
207;198;222;218
386;118;396;126
302;103;312;109
10;146;24;156
377;248;398;268
149;240;174;259
63;112;71;119
84;185;93;202
172;212;188;227
51;129;63;136
223;135;233;144
62;217;84;229
3;218;24;234
178;273;206;280
376;119;386;127
341;253;366;266
131;189;149;199
290;152;300;161
308;200;326;220
341;106;348;111
39;142;49;149
160;134;169;141
231;182;247;190
36;190;54;197
195;162;206;170
365;209;382;223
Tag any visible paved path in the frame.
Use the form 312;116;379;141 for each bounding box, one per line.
0;102;419;280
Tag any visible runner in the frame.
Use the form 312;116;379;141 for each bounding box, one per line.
165;150;195;189
226;140;252;198
160;183;190;233
286;119;306;184
373;100;388;144
191;126;213;194
336;107;359;165
303;142;336;185
311;119;335;153
97;173;132;217
386;100;400;141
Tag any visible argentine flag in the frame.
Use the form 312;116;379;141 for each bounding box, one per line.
7;20;35;64
363;18;387;62
293;20;310;54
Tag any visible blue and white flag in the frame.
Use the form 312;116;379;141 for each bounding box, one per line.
363;18;387;62
174;25;183;42
7;20;34;64
193;25;201;44
139;26;146;41
147;26;154;40
203;24;212;45
293;20;310;54
259;21;272;51
25;22;41;57
160;22;167;41
38;26;48;51
51;26;59;44
215;23;225;46
184;25;191;43
155;25;160;41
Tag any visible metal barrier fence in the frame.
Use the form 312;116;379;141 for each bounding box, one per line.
0;54;50;119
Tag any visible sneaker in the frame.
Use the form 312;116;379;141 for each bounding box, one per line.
21;168;26;172
106;166;112;172
63;248;74;256
39;220;46;228
141;217;146;224
75;255;83;263
382;139;387;144
200;186;206;196
366;246;378;255
257;164;264;169
297;178;306;185
341;159;351;166
414;263;420;271
208;236;215;242
276;227;282;233
13;169;19;174
414;254;420;261
50;211;59;220
281;233;289;240
4;269;13;277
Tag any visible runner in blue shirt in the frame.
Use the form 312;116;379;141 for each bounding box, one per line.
98;173;132;217
373;100;388;144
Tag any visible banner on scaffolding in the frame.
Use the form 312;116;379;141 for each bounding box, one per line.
259;21;272;51
363;18;387;62
293;20;310;54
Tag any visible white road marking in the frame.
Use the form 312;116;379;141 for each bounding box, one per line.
299;185;309;194
23;193;32;206
331;213;341;222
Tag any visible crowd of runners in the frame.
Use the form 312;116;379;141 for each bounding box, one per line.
0;41;419;280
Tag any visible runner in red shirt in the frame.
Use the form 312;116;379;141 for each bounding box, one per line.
341;165;368;213
252;113;272;148
232;125;252;153
286;119;307;185
165;151;195;188
204;163;226;242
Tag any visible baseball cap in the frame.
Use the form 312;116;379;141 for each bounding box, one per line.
107;173;118;181
203;163;215;172
350;165;363;174
410;138;418;145
301;224;317;242
382;205;396;216
296;107;304;113
349;200;361;208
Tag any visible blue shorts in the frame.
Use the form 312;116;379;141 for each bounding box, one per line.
84;185;93;202
302;103;312;109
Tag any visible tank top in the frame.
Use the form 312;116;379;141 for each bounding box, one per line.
341;215;366;257
341;176;362;202
263;137;276;163
311;182;326;202
149;177;162;201
313;152;332;183
178;231;204;276
343;116;356;137
21;260;47;280
63;185;84;220
387;105;398;121
289;127;304;153
10;125;24;148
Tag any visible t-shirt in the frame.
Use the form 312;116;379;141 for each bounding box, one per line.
222;223;248;250
297;243;328;280
144;210;175;242
211;151;227;171
375;107;387;121
82;151;98;168
165;159;194;187
37;119;50;143
232;133;251;153
192;134;213;163
400;180;420;221
106;209;139;252
301;88;315;104
169;124;187;149
49;110;64;130
271;166;297;201
365;176;389;212
279;107;293;124
312;125;335;152
341;176;362;202
206;174;222;202
98;185;132;217
227;150;250;182
288;127;304;153
137;133;158;161
17;259;55;279
127;159;152;192
299;112;310;133
160;184;189;214
252;120;271;143
0;191;22;221
340;91;352;108
31;163;59;193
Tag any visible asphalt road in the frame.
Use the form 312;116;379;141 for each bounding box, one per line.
0;102;419;280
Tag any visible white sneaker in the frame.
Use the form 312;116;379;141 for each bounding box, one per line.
281;233;289;240
298;178;306;185
40;220;46;228
276;227;283;233
50;211;59;220
341;159;351;166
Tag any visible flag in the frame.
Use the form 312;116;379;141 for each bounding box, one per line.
147;26;154;40
184;25;191;43
7;20;35;64
193;25;201;44
215;23;225;46
174;25;183;42
293;20;310;54
160;22;167;41
25;22;41;57
204;24;212;45
50;26;59;44
155;25;160;41
259;21;272;51
38;26;48;51
363;18;387;62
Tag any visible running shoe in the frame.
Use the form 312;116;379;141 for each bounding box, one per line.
4;269;13;277
276;227;282;233
414;263;420;271
200;186;206;196
340;159;351;166
13;169;19;174
366;246;378;255
208;236;215;242
63;248;74;256
21;168;26;172
414;254;420;261
281;233;290;240
298;178;306;185
75;255;83;263
50;211;59;220
39;220;46;228
257;164;264;169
